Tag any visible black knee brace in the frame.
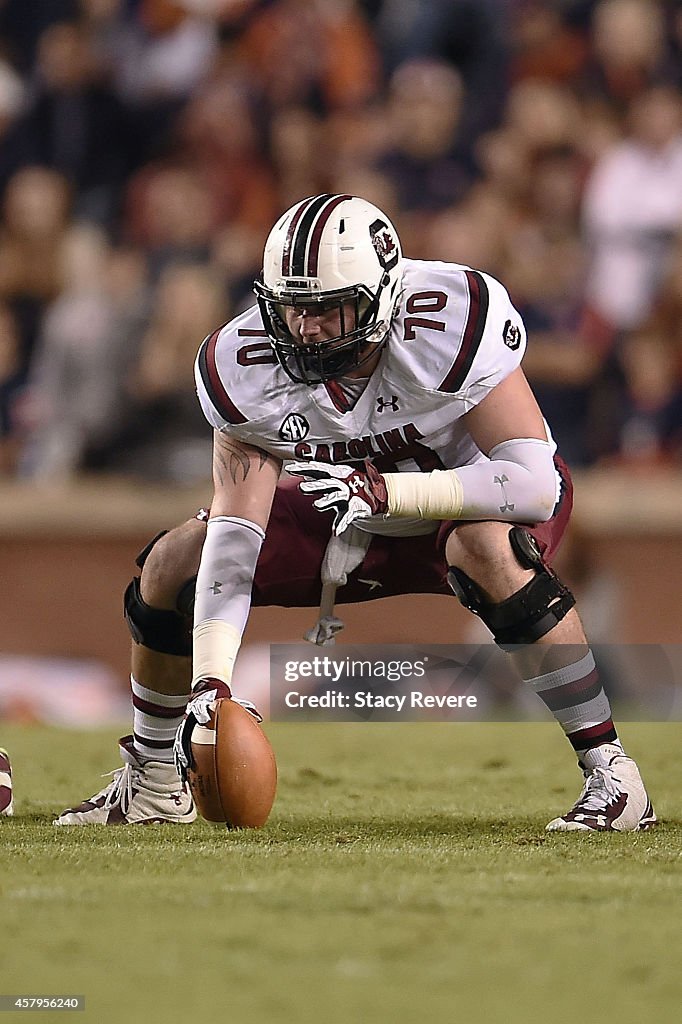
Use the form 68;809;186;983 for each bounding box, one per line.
123;531;196;656
124;578;192;656
447;527;575;651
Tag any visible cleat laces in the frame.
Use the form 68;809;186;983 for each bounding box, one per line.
101;763;139;816
572;766;621;814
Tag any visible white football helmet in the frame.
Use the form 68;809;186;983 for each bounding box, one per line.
254;194;403;384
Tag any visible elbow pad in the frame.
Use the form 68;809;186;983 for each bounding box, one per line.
484;438;558;522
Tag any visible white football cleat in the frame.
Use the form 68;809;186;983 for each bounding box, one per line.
546;751;656;832
54;736;196;825
0;748;13;817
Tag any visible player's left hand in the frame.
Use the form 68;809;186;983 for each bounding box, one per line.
286;459;388;535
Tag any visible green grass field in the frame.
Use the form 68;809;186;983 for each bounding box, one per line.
1;721;680;1024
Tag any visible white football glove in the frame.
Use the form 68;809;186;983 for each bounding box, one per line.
173;679;263;780
286;460;388;535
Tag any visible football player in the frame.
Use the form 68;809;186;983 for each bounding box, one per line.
55;194;655;832
0;748;13;817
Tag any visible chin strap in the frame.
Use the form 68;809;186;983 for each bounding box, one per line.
304;526;371;645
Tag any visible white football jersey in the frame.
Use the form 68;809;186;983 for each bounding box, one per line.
195;258;557;534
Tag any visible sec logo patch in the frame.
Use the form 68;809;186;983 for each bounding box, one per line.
279;413;310;441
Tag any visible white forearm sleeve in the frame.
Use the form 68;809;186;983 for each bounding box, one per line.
384;438;559;524
192;516;265;687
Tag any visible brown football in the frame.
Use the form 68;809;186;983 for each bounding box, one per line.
187;698;277;827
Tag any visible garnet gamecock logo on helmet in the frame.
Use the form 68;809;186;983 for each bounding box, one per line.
369;218;400;271
279;413;310;442
503;320;522;350
372;231;396;259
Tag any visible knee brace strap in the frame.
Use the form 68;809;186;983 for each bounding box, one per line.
134;530;169;570
447;528;575;650
124;577;192;657
176;576;197;617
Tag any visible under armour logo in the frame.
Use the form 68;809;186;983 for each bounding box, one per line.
494;474;515;513
210;581;223;595
377;395;399;413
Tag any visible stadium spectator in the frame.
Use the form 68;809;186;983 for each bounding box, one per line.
0;0;78;74
0;167;72;458
0;58;28;195
502;144;600;466
582;84;682;333
123;165;214;280
9;20;133;226
268;105;326;211
210;220;269;314
510;0;590;85
646;233;682;360
505;78;584;157
421;189;510;274
372;0;509;147
616;329;682;465
20;225;149;480
175;74;277;236
581;0;675;112
85;262;225;482
375;59;474;218
0;301;21;473
608;236;682;464
468;83;604;464
237;0;380;114
109;0;220;162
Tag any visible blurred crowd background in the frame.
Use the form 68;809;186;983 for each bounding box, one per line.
1;0;682;486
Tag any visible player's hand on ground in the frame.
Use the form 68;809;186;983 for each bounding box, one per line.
173;679;263;779
286;460;388;535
